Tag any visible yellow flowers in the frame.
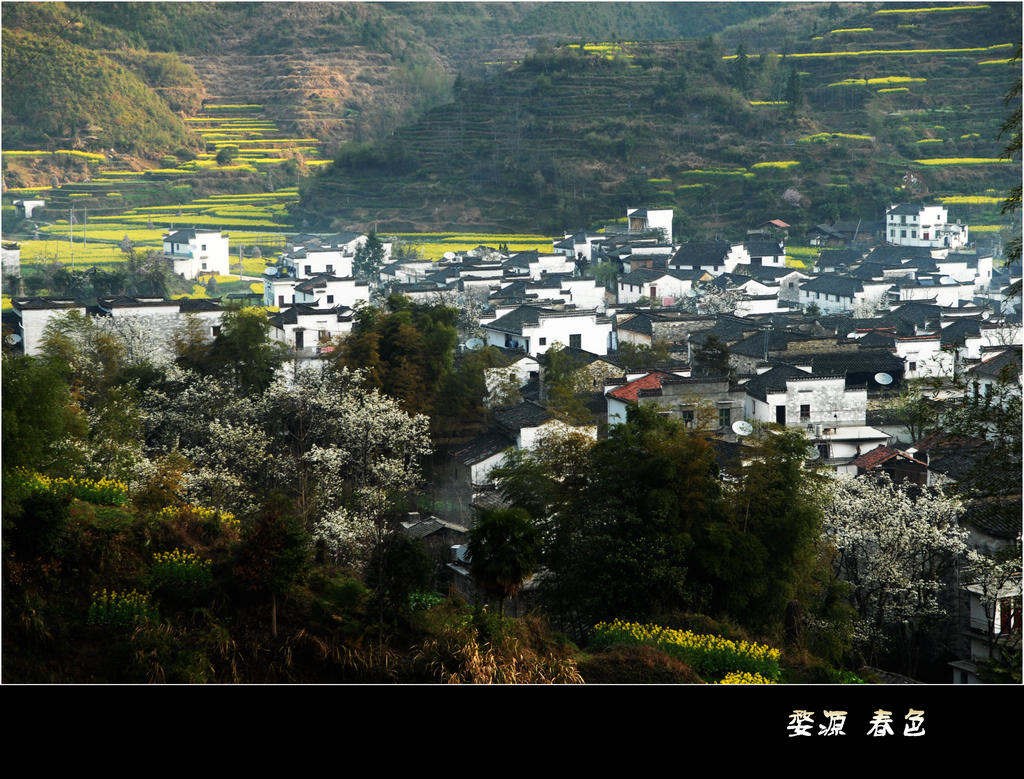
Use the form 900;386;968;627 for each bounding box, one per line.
591;619;782;682
915;158;1011;165
718;671;776;684
752;161;800;170
88;588;159;627
831;28;874;33
800;132;874;143
12;470;129;506
829;77;926;87
159;504;240;535
875;4;990;14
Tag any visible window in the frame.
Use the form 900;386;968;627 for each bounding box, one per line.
327;295;334;304
305;265;312;275
569;334;581;349
908;361;917;372
326;264;334;273
682;409;695;428
201;262;207;270
278;295;285;307
800;404;811;421
901;230;907;238
201;244;207;251
539;337;547;346
911;230;917;238
901;215;907;224
718;408;731;429
923;232;929;240
212;325;221;337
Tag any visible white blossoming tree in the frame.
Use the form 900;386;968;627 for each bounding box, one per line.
821;473;967;670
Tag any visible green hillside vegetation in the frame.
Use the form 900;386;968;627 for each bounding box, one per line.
294;2;1021;235
1;28;198;155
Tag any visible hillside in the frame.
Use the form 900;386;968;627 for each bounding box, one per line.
293;2;1022;236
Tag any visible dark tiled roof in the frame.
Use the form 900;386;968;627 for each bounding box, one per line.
743;365;810;401
939;317;982;346
453;431;515;465
799;349;904;376
482;305;553;335
744;240;785;257
178;298;222;312
670;241;732;267
800;274;864;297
729;329;806;359
493;400;555;432
971;345;1022;378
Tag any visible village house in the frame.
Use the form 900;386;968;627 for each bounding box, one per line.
480;304;614;356
268;303;355;355
604;371;746;431
162;229;230;279
669;241;751;276
886;203;969;250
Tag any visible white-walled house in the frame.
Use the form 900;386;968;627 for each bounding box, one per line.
627;207;674;243
269;304;355;355
10;297;87;356
11;295;223;359
744;366;867;429
617;269;703;305
162;229;230;279
481;305;614;357
886;203;968;250
895;335;954;380
293;275;371;310
798;275;891;314
669;241;751;276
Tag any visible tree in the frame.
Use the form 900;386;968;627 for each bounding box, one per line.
691;335;733;378
353;231;386;280
468;507;542;617
615;341;671;370
216;145;238;165
1;354;87;475
822;473;967;673
232;504;311;637
694;429;827;630
784;64;804;114
732;43;750;94
203;306;289;395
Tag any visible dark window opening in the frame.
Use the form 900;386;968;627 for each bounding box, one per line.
776;405;786;425
569;334;582;349
718;408;731;429
800;404;810;421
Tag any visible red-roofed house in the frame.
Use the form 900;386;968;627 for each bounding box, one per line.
605;370;745;430
851;446;929;485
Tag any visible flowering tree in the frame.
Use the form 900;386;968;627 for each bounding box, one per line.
822;474;967;670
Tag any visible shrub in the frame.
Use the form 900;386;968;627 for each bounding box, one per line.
88;588;159;628
150;548;212;588
578;644;705;683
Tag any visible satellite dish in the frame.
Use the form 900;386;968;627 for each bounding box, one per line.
264;267;278;277
5;333;22;345
939;275;956;286
732;420;754;436
874;372;894;385
443;251;456;261
804;445;821;461
465;338;485;350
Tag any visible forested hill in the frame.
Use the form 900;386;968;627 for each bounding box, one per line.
1;1;781;158
293;2;1022;236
